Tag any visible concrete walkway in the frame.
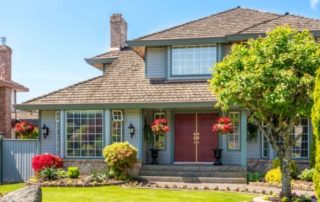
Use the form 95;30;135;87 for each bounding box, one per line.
150;181;315;196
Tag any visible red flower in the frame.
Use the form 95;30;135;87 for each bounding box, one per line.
15;121;35;134
151;118;170;135
32;153;63;172
212;117;234;134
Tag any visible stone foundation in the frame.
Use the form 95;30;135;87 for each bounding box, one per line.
247;159;309;173
63;159;142;177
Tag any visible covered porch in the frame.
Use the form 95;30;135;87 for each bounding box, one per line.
141;107;248;167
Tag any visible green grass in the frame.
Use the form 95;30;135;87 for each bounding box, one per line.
0;184;255;202
0;183;25;194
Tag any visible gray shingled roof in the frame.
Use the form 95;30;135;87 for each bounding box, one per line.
23;50;215;105
135;7;320;41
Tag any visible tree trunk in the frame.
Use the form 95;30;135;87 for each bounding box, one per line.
279;150;292;199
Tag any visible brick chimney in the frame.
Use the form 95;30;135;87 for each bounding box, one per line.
110;14;127;51
0;37;12;138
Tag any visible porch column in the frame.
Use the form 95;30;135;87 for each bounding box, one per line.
59;110;65;158
104;109;111;146
240;109;247;166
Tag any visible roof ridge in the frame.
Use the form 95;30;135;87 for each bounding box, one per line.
134;7;241;40
22;75;104;104
235;14;285;34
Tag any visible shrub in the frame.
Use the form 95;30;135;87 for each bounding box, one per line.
103;142;137;180
247;172;264;182
272;157;299;179
57;169;68;178
39;167;58;181
32;154;63;172
265;167;282;183
298;168;314;182
67;167;80;178
87;167;109;182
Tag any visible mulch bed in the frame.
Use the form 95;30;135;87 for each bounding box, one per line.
250;180;314;191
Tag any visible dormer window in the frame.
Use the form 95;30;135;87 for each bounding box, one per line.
171;45;217;76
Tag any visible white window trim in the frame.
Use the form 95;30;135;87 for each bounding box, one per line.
112;110;123;121
171;45;217;76
227;111;241;151
261;134;269;159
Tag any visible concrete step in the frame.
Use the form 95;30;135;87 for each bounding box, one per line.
141;165;247;172
139;170;247;178
141;176;247;184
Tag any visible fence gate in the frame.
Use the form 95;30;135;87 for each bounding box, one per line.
0;137;38;183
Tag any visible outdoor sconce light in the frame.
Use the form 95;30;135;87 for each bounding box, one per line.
128;123;135;138
42;124;49;139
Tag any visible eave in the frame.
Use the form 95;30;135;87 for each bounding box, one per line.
84;57;118;70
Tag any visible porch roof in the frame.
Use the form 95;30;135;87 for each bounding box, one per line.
16;50;217;110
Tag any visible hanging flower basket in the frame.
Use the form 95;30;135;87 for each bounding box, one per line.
15;121;37;138
212;117;233;134
151;118;170;135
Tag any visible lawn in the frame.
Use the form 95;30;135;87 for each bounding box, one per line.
0;184;256;202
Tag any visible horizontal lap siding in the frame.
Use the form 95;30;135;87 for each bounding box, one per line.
247;133;261;159
124;109;143;159
221;135;241;165
146;47;167;79
40;111;57;155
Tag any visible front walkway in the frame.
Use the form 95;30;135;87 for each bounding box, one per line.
152;181;315;196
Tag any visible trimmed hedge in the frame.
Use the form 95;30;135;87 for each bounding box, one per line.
312;68;320;199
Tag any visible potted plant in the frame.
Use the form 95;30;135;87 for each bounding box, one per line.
211;117;234;165
150;118;170;164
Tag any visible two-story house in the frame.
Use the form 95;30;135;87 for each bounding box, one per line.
16;7;320;182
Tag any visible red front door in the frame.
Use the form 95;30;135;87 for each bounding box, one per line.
174;114;196;162
198;113;218;162
174;113;218;162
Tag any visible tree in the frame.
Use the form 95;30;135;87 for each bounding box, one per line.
209;26;320;198
312;68;320;199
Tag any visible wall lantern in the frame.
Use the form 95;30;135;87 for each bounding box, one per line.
42;124;49;139
128;123;135;138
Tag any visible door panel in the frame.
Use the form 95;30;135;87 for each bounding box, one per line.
198;113;218;162
174;114;196;162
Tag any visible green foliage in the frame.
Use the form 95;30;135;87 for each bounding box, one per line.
281;197;289;202
57;169;68;178
312;68;320;199
247;172;264;182
272;158;299;179
103;142;138;180
67;167;80;179
265;167;282;183
310;133;316;168
298;168;314;182
88;167;109;182
210;25;320;197
39;167;58;181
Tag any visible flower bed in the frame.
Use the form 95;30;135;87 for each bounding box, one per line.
249;180;314;191
27;175;126;187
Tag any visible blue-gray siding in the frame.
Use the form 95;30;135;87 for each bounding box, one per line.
146;47;167;79
40;111;57;155
3;140;38;182
124;109;143;159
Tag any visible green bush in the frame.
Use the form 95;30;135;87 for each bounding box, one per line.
57;169;68;178
265;167;281;183
39;167;58;181
312;68;320;201
298;168;314;182
272;158;299;179
87;167;109;182
67;166;80;178
247;172;264;182
103;142;137;180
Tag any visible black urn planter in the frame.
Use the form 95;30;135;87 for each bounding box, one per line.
150;148;159;164
212;148;223;165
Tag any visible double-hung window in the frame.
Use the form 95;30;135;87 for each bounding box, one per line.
171;45;217;76
112;110;123;143
66;110;103;157
227;112;241;150
261;135;269;158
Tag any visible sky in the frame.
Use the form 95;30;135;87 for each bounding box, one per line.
1;0;320;103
